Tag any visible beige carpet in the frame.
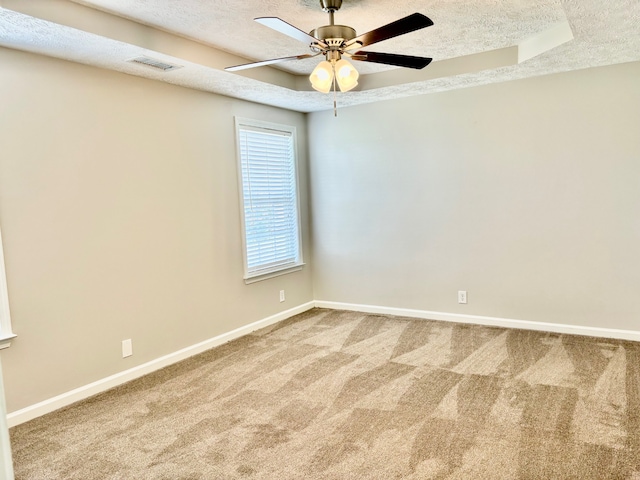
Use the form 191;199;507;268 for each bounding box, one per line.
10;308;640;479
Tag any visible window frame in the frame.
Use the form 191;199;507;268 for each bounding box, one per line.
0;227;15;349
234;117;304;284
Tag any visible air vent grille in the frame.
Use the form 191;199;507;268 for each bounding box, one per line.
128;56;183;72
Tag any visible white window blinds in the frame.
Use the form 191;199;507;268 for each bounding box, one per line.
236;118;302;280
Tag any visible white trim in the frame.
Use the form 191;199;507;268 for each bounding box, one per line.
0;357;14;480
6;301;315;427
0;227;15;348
244;264;304;284
234;117;304;282
314;300;640;342
0;334;17;351
9;299;640;427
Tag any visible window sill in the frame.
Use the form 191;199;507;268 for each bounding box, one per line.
0;333;16;350
244;263;305;284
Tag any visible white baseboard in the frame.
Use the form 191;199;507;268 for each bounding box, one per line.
6;301;315;428
314;300;640;342
9;299;640;427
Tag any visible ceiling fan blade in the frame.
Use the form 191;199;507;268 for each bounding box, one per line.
346;13;433;50
255;17;326;47
225;53;318;72
351;51;432;69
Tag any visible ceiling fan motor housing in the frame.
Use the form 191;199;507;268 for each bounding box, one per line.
319;0;342;12
311;25;356;45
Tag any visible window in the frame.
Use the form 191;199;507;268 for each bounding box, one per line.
0;227;15;349
235;117;303;283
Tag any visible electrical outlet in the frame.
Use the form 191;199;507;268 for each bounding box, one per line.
279;290;285;303
122;339;133;358
458;291;468;304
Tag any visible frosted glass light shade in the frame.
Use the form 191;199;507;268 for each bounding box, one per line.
335;59;359;92
310;61;333;93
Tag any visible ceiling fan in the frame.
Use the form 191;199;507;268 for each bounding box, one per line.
225;0;434;94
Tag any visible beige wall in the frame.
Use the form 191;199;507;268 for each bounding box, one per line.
0;47;313;413
2;44;639;417
309;62;640;330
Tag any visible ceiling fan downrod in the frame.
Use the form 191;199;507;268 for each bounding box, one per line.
320;0;342;26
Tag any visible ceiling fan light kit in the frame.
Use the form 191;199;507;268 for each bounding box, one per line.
310;56;359;93
334;58;359;91
309;60;333;93
310;61;333;93
225;0;433;108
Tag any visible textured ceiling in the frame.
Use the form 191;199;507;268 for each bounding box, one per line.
0;0;639;112
73;0;567;74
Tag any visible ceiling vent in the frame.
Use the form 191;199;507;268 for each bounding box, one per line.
127;56;183;72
